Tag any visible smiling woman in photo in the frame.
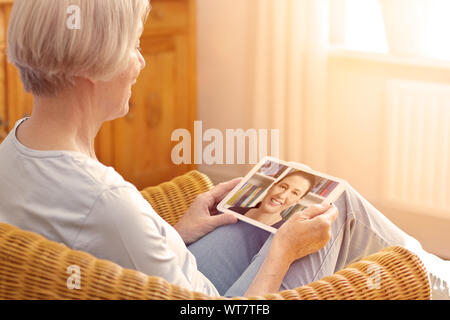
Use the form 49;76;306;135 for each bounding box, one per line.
230;170;317;228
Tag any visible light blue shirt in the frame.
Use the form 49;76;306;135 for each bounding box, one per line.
0;118;219;296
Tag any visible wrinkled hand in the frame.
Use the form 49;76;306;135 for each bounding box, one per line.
174;178;242;245
272;203;339;264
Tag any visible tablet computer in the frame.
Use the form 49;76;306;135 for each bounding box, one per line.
217;156;347;233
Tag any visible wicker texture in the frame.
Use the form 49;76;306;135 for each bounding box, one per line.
140;170;214;226
0;170;431;300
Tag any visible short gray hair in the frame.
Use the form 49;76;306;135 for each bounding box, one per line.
7;0;150;96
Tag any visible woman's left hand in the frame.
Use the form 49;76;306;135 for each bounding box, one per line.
174;178;242;245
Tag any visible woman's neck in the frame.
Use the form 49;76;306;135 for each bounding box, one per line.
15;93;102;160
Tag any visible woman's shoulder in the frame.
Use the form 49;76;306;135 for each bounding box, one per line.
74;156;134;189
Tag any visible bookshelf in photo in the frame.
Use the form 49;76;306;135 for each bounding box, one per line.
226;161;340;213
281;175;340;221
258;160;288;178
281;203;307;221
295;177;339;206
311;178;339;197
226;160;289;208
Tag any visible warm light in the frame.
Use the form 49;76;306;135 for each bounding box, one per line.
343;0;450;61
345;0;388;54
422;0;450;61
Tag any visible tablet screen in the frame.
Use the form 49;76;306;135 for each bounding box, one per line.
217;157;346;233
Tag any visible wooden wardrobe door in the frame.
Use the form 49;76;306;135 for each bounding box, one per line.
0;52;6;141
5;62;33;128
0;5;6;141
112;35;195;189
0;3;33;138
3;5;33;132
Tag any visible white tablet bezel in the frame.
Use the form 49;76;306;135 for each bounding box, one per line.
216;156;347;234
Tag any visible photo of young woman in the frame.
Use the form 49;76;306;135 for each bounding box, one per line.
229;170;317;228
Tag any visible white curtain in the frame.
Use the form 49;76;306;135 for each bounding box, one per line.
249;0;330;171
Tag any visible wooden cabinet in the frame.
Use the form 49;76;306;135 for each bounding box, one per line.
0;0;197;189
0;49;5;141
0;4;9;140
0;3;34;140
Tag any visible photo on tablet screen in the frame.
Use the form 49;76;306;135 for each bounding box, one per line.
218;157;346;233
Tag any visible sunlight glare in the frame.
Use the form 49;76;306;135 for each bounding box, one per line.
422;0;450;61
345;0;389;54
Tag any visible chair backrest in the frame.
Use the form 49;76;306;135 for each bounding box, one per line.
0;222;431;300
140;170;215;226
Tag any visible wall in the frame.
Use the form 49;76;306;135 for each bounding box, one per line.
196;0;254;182
327;50;450;259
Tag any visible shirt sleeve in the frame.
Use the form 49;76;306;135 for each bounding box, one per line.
71;186;197;291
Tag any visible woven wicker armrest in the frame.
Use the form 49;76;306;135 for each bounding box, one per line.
140;170;214;226
0;222;430;300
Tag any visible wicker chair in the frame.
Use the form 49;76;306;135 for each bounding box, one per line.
0;170;431;300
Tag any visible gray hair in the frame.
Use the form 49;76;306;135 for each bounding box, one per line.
7;0;151;96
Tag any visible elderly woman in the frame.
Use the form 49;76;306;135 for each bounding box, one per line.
0;0;339;297
0;0;448;299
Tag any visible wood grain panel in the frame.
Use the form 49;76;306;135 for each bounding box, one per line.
144;0;188;35
0;6;6;140
4;4;33;132
113;34;194;189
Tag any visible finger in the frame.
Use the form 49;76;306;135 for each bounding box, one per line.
207;177;243;203
211;212;238;227
210;207;219;215
321;204;339;223
297;203;333;220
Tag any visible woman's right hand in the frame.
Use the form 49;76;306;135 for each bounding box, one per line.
272;204;339;265
244;204;339;296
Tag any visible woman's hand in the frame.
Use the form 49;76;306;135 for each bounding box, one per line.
272;203;339;264
174;178;242;245
244;203;339;297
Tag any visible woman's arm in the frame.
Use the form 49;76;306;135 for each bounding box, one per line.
243;243;291;296
244;204;339;297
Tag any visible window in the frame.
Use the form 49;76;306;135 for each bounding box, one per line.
330;0;450;61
